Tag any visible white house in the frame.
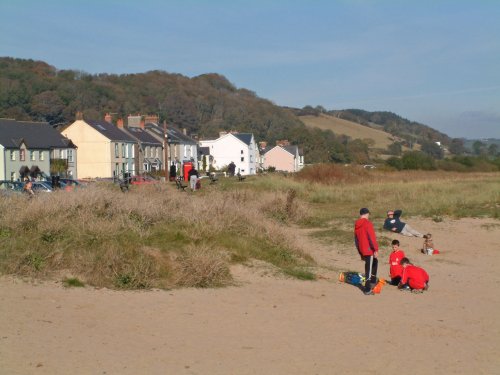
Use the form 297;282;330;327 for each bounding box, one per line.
199;132;259;175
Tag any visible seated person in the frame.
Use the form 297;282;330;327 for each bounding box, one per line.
388;239;405;285
384;209;427;238
422;233;435;255
398;257;429;292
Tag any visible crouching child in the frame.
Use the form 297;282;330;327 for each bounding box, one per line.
398;257;429;293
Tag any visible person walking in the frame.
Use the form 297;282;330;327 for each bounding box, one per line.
354;208;379;295
188;167;199;192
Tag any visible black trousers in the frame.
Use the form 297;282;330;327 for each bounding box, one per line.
363;255;378;290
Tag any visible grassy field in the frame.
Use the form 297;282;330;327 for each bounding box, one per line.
1;168;498;290
300;113;395;149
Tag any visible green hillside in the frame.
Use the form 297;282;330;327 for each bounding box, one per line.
1;57;464;164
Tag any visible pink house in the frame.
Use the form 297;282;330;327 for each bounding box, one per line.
263;145;304;172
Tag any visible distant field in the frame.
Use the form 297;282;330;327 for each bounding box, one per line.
300;114;394;149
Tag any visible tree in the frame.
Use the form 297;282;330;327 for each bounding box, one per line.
420;140;444;159
387;142;402;156
487;143;499;157
449;138;466;155
31;91;65;124
473;141;486;156
400;151;435;170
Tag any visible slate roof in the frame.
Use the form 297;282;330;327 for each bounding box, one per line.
283;145;299;156
262;145;301;157
86;120;136;142
123;127;162;146
198;146;210;156
145;123;197;145
233;133;253;145
0;119;76;149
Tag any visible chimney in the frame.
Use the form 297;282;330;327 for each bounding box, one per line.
276;139;290;147
104;113;112;123
76;111;84;120
144;114;159;124
219;131;227;137
140;120;145;129
117;119;124;128
183;128;187;135
127;114;142;128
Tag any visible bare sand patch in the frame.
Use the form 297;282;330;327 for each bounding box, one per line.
1;218;499;374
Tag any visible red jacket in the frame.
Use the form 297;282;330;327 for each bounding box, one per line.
389;250;405;278
354;218;378;256
401;265;429;289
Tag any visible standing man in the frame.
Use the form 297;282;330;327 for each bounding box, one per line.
354;208;379;295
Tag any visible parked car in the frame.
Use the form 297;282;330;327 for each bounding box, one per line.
59;178;86;191
0;180;24;196
31;181;53;193
129;175;159;185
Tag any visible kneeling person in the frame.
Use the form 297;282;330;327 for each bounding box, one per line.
398;258;429;292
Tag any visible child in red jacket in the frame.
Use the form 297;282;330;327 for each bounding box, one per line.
388;240;405;286
398;258;429;293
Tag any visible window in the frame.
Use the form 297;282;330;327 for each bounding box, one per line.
131;144;135;158
122;143;126;158
155;147;159;158
10;150;15;161
125;144;129;158
143;163;149;172
30;151;35;161
40;151;44;161
10;172;16;181
122;163;126;174
61;149;67;159
20;149;25;161
150;147;154;158
241;150;244;154
115;143;119;158
115;163;119;176
68;149;73;162
241;157;244;162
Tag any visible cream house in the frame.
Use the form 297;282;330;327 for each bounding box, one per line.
63;118;137;179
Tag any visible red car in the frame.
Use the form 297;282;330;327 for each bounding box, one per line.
129;176;159;185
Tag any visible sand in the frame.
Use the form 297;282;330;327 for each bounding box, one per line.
1;217;499;375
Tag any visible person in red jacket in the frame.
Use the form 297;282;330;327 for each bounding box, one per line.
398;257;429;292
354;208;379;295
388;239;405;285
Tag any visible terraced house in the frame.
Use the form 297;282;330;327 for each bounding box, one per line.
0;119;77;181
63;115;136;179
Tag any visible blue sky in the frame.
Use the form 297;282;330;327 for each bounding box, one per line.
1;0;499;139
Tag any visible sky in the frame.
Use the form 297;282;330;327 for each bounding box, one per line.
1;0;499;139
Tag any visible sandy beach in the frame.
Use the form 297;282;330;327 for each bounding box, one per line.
1;217;499;375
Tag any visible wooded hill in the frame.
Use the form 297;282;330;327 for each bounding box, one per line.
0;57;457;164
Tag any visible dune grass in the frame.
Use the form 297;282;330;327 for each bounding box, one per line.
0;168;498;290
0;181;313;289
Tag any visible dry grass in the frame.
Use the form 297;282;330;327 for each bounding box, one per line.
300;114;394;149
0;181;314;289
1;170;498;289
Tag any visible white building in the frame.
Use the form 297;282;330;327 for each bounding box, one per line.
199;132;259;175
